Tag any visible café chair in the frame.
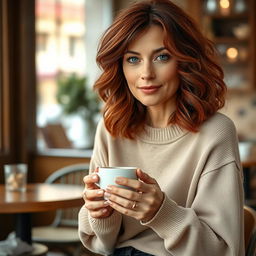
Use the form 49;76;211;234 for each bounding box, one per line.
244;205;256;256
39;123;73;149
32;163;95;256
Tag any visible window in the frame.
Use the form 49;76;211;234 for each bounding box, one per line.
36;0;113;152
36;0;87;150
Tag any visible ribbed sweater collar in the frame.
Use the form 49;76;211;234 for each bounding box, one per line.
138;124;188;144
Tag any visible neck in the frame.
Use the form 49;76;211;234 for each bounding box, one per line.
146;108;175;128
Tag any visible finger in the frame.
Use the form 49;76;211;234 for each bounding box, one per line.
114;177;147;192
107;200;141;220
84;189;104;200
84;198;109;210
83;173;99;189
89;207;112;219
137;169;157;185
104;191;136;210
105;186;142;201
83;173;99;184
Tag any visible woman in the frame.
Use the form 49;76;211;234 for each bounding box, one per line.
79;0;244;255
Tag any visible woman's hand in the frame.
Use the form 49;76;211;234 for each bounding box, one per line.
104;169;164;222
83;168;113;219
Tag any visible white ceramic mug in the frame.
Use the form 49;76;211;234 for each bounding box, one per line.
98;167;137;190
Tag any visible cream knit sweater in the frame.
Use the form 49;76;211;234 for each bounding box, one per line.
78;113;244;256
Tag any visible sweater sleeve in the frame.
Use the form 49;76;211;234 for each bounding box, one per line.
141;161;244;256
79;205;122;255
78;119;123;254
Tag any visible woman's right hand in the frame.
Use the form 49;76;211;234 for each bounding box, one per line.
83;169;113;218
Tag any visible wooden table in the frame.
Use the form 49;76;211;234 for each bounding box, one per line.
0;183;84;245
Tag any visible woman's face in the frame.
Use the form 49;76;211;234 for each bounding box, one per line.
122;25;179;115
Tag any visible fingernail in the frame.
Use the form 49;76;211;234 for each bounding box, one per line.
106;186;112;191
104;192;111;199
115;177;123;183
92;175;98;180
102;208;107;213
97;190;103;195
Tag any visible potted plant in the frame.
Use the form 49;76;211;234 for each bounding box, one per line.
56;73;100;148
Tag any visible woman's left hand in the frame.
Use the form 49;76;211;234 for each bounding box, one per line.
104;169;164;222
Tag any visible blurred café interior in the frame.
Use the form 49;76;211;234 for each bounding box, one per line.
0;0;255;255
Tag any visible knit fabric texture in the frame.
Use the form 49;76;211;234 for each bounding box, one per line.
79;112;244;256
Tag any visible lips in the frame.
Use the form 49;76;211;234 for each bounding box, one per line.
138;85;162;94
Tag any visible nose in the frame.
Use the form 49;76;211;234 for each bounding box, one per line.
140;61;155;80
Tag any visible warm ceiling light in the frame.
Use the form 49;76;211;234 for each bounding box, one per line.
226;47;238;60
220;0;230;9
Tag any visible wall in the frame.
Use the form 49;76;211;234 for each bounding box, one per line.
222;92;256;141
31;153;90;182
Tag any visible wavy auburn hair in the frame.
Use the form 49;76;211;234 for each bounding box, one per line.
94;0;226;139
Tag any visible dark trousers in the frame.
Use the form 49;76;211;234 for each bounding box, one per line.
109;246;155;256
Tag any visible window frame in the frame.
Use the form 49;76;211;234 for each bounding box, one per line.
0;0;2;151
0;0;12;159
0;0;37;180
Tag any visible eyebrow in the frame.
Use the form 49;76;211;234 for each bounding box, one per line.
124;47;167;55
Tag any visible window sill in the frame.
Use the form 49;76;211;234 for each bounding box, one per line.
36;148;93;158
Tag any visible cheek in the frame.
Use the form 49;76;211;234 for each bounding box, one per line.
123;68;138;98
159;67;179;85
123;68;137;85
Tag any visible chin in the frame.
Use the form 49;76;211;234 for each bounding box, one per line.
140;101;159;107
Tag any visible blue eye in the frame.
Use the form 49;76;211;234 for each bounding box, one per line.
155;54;170;62
127;56;139;64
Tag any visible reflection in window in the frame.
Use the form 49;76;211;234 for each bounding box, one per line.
36;0;89;150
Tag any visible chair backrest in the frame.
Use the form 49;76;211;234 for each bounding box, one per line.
45;163;89;227
244;205;256;256
40;123;73;149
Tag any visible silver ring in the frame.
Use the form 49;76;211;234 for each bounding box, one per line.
132;201;137;209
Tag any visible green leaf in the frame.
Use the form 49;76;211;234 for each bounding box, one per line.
56;73;100;119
